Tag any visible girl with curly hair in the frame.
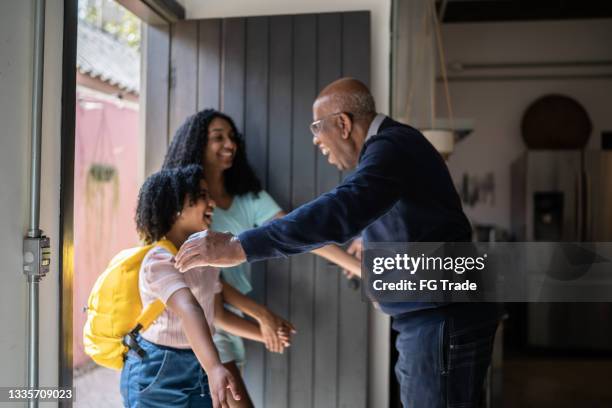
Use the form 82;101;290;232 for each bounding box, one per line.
122;165;292;408
163;109;361;407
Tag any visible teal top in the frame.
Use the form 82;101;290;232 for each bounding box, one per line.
210;190;281;294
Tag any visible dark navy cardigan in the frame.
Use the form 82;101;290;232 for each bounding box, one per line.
238;117;472;315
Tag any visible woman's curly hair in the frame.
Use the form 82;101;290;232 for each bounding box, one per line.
135;165;204;244
162;109;262;196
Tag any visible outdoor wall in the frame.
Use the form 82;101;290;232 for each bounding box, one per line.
0;0;63;398
437;19;612;231
180;1;391;407
72;88;140;368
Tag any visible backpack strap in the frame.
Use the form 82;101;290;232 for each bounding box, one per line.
123;239;179;358
123;300;166;358
156;239;178;256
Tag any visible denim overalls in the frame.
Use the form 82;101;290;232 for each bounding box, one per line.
120;335;213;408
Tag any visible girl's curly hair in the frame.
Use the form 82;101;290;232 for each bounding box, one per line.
162;109;262;196
135;165;204;244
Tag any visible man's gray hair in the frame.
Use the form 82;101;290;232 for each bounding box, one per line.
326;89;376;117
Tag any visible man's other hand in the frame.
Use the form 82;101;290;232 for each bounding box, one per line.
175;230;247;272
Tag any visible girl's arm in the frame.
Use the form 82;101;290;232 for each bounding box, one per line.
166;287;240;407
272;211;361;277
213;292;265;344
221;281;294;352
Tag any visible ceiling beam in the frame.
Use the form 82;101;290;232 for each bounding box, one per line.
440;1;612;23
116;0;185;25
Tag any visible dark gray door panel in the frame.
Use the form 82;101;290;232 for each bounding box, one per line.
147;12;371;407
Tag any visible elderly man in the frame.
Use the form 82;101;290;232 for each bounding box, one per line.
176;78;500;407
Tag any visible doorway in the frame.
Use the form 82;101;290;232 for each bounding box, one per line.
71;0;146;405
60;0;184;406
61;3;372;406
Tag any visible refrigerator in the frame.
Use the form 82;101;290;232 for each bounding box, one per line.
511;150;612;351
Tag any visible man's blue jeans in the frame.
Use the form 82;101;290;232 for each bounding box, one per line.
392;303;500;408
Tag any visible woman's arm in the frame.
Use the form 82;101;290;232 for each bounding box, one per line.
165;287;240;407
312;245;361;278
272;211;361;277
221;281;294;352
213;293;265;344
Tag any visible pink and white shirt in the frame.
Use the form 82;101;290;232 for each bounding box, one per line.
139;246;222;349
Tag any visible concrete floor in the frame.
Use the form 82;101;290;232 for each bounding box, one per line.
73;356;612;407
74;366;122;407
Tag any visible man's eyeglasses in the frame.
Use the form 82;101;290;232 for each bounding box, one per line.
309;112;353;136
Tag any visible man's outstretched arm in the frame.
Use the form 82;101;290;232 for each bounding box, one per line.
175;135;405;271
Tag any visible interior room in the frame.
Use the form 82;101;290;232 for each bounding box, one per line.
392;1;612;407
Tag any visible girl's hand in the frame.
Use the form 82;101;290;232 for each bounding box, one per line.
277;322;295;347
257;309;296;353
208;364;240;408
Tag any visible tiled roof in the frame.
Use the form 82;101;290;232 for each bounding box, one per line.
77;21;140;94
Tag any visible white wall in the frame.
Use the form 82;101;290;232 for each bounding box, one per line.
0;0;63;402
438;19;612;231
182;1;391;407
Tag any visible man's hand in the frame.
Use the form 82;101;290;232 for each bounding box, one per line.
175;230;247;272
207;364;240;408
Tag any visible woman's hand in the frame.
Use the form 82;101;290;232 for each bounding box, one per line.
207;364;241;408
257;308;296;353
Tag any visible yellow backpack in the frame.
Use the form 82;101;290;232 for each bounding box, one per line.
83;239;177;370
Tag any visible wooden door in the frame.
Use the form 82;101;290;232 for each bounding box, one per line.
144;12;371;407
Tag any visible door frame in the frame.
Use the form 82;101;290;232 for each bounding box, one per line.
58;1;184;405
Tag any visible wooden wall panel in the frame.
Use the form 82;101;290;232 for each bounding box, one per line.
143;24;171;176
169;20;198;139
264;15;293;408
243;16;270;407
338;11;370;408
221;18;246;130
314;12;343;408
245;17;270;191
198;19;222;110
289;14;318;408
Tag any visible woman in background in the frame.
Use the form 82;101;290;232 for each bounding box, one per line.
162;109;360;407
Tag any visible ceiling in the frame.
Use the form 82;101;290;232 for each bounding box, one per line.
438;0;612;22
